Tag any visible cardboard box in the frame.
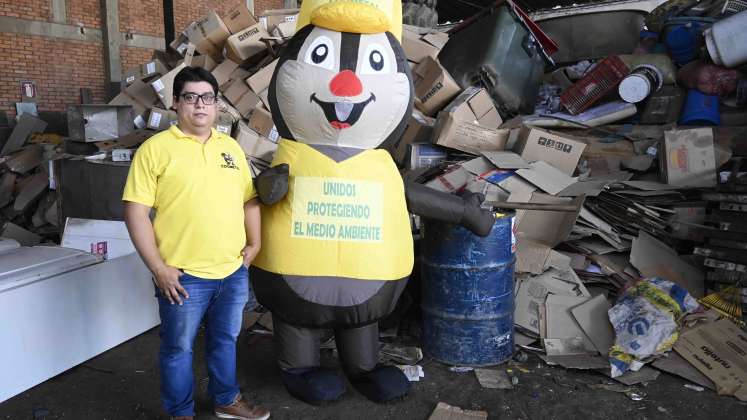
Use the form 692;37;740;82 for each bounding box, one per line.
441;86;503;129
258;8;299;33
391;110;435;165
674;319;747;401
186;10;231;61
150;46;194;109
421;31;449;50
413;56;461;116
402;30;440;64
661;128;717;188
246;59;278;95
223;78;250;107
122;65;143;86
272;21;296;39
214;111;234;135
141;59;169;79
224;23;270;63
224;81;261;119
212;59;240;88
234;122;277;162
229;67;251;84
514;193;584;248
513;126;587;175
190;55;217;71
432;112;509;155
248;107;278;142
146;108;178;131
169;32;191;56
109;79;160;126
223;4;257;34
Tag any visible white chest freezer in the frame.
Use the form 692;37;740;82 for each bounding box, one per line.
0;241;159;403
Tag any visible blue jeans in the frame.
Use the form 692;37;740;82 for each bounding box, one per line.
156;265;253;417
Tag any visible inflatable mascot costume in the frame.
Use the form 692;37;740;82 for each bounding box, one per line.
250;0;495;404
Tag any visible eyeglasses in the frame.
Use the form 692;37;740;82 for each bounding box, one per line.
179;92;217;105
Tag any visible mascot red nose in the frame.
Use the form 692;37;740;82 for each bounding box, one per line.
250;0;495;405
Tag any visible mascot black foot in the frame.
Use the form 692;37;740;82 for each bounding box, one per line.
250;0;494;405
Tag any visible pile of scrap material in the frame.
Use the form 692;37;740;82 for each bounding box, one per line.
393;0;747;400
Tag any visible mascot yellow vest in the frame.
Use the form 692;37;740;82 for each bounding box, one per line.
253;139;414;281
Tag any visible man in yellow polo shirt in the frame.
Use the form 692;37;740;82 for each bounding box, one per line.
122;67;269;420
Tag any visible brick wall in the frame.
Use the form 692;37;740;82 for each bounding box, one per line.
0;33;107;117
67;0;101;28
0;0;51;21
120;0;164;37
121;46;156;74
0;0;284;121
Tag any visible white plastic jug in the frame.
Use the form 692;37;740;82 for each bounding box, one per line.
705;10;747;68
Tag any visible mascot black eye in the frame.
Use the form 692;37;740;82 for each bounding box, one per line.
360;43;392;75
304;35;335;71
312;45;328;63
369;51;384;71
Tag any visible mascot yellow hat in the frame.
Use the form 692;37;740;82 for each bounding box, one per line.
295;0;403;40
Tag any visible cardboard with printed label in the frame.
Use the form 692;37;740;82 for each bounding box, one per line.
413;56;461;116
170;32;191;56
123;65;143;86
146;108;178;131
661;128;717;188
223;4;257;34
674;319;747;401
234;122;277;162
214;111;234;135
141;59;169;79
212;59;240;88
258;8;299;33
247;59;278;95
513;126;587;175
186;10;231;61
225;23;270;63
248;107;278;142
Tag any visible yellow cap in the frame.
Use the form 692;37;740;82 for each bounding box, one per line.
296;0;402;40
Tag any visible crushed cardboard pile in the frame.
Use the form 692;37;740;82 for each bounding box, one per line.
388;2;747;402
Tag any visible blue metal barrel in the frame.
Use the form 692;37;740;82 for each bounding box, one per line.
420;213;515;366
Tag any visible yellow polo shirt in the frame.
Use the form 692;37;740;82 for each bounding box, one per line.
122;125;256;279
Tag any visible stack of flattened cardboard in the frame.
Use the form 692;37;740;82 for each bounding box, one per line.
0;112;59;245
105;4;294;172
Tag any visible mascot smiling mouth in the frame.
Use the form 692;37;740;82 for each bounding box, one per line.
310;93;377;129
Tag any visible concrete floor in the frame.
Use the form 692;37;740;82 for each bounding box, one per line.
2;314;746;420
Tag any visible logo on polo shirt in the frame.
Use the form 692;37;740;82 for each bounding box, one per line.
221;152;239;170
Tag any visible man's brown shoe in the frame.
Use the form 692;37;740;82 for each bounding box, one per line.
215;394;270;420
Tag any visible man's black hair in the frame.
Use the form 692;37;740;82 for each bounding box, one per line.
173;66;219;100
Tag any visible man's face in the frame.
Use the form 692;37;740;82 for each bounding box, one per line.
174;81;217;130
